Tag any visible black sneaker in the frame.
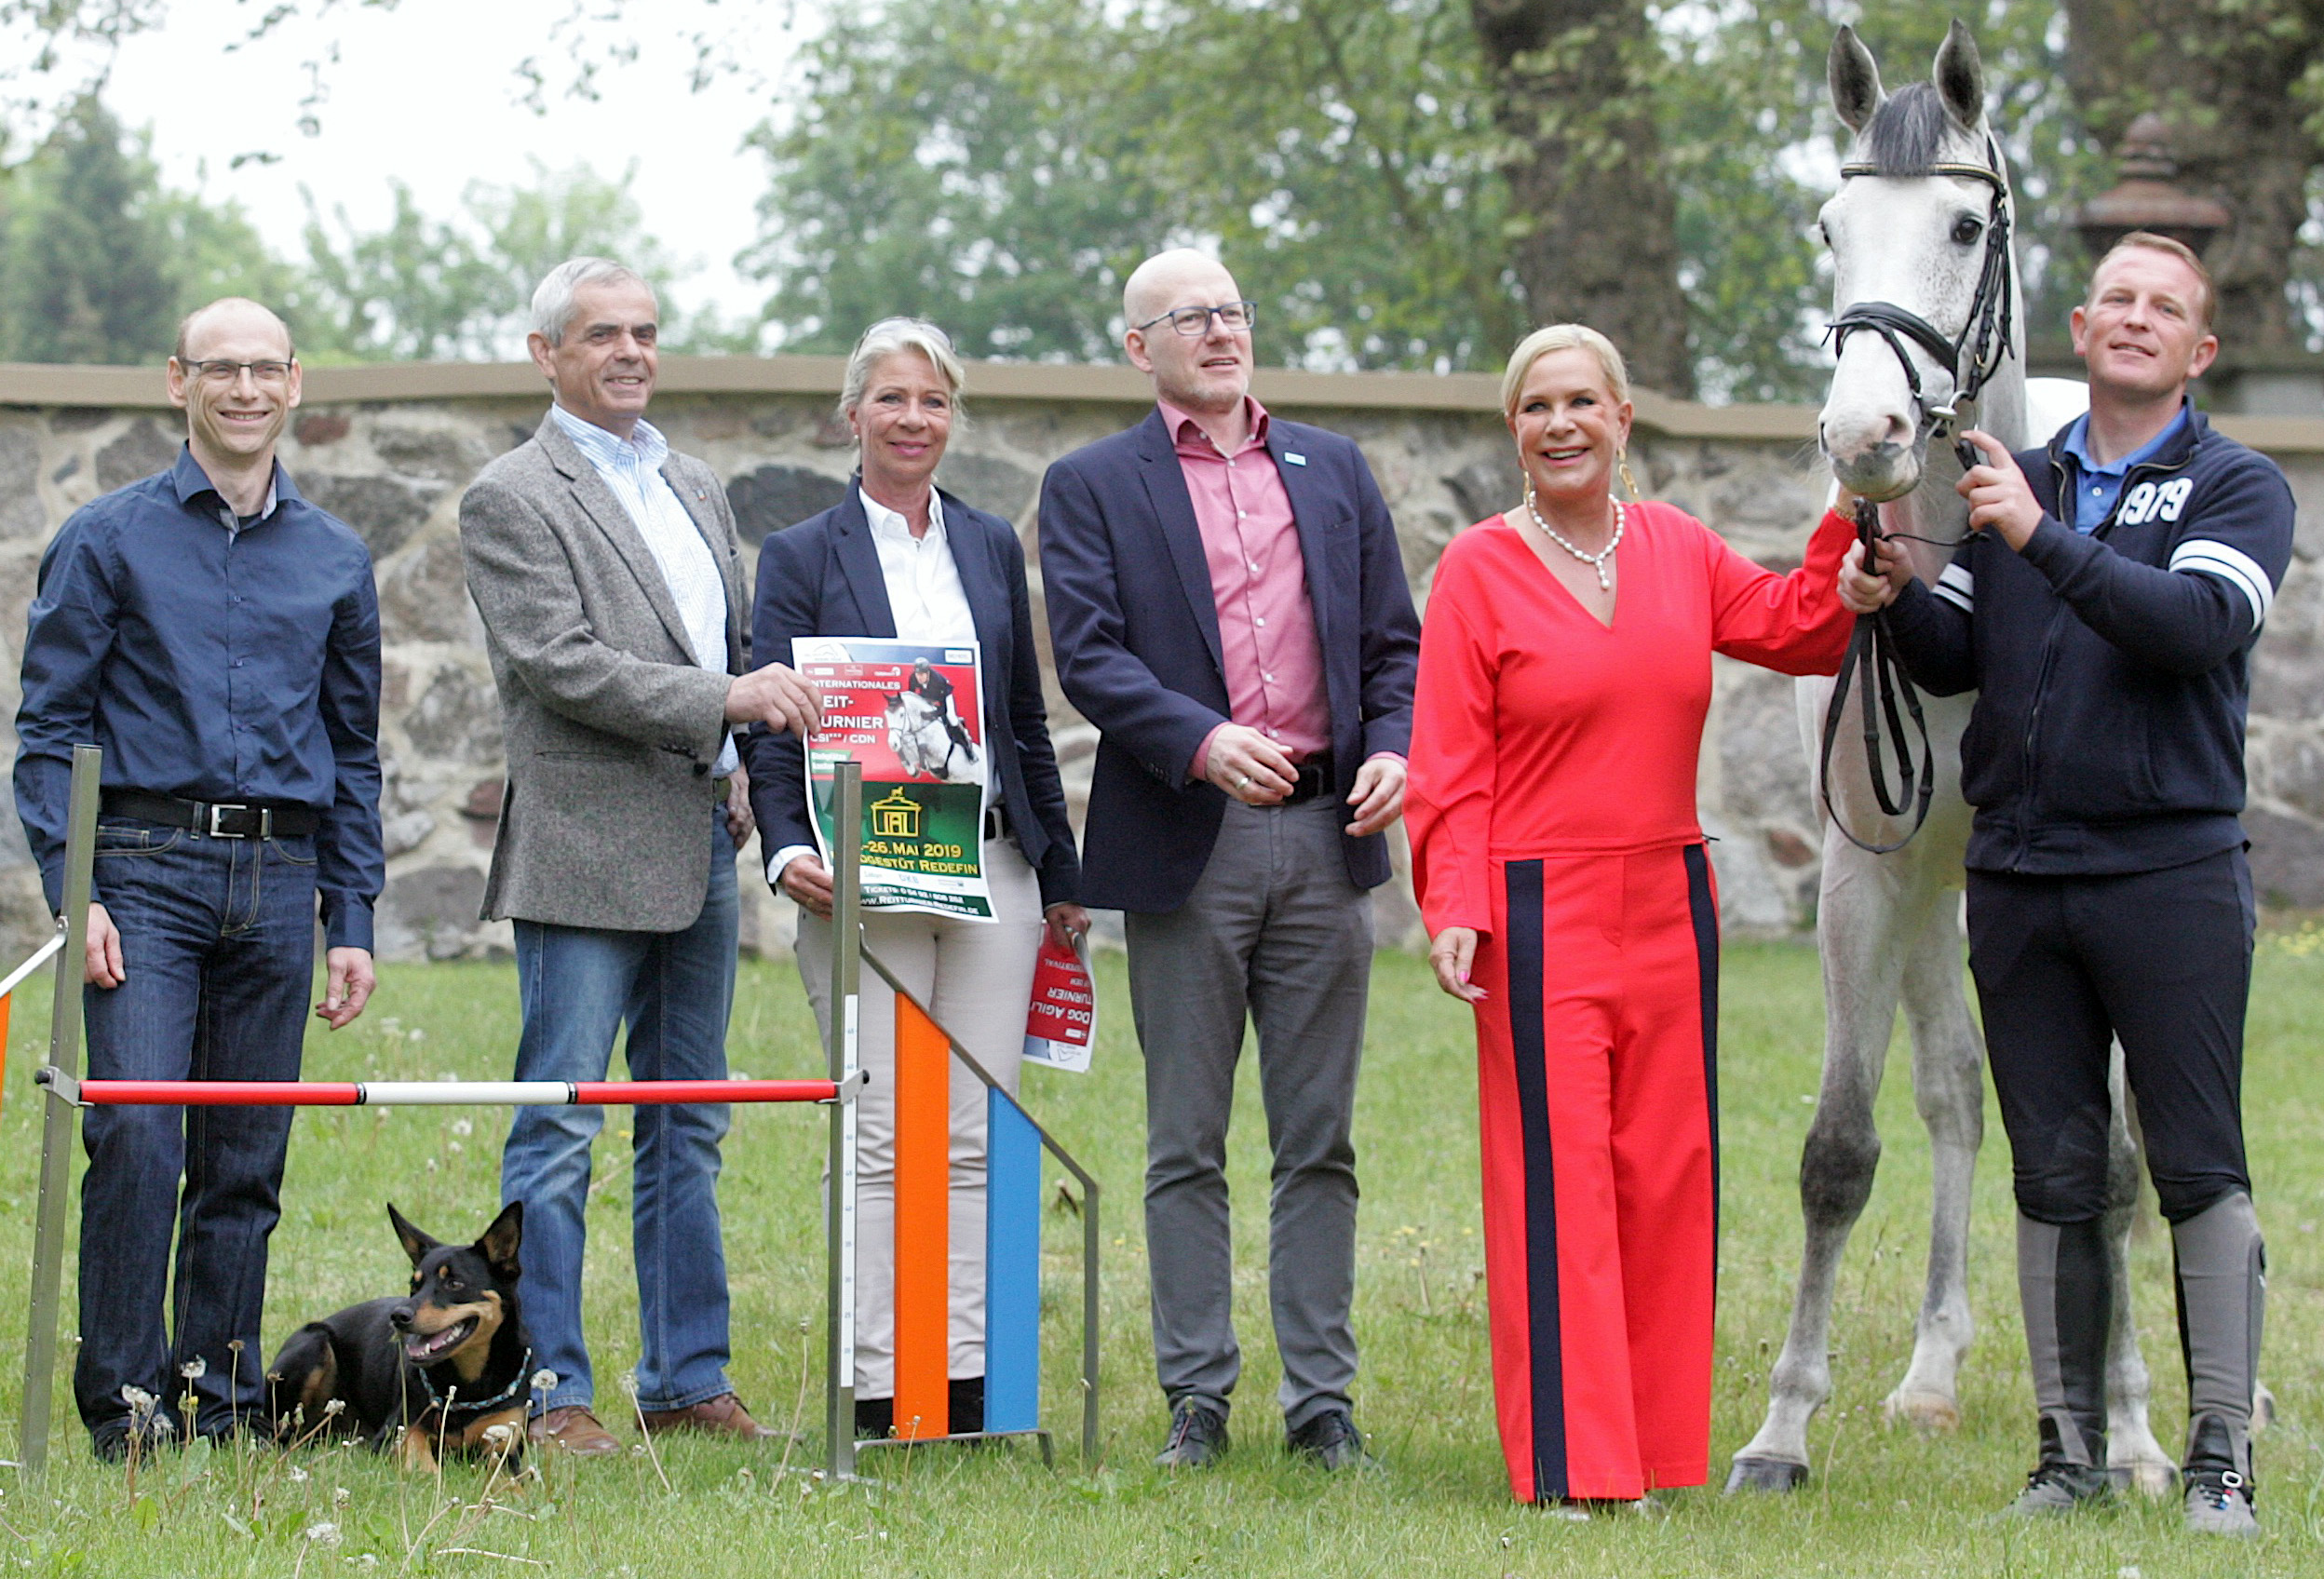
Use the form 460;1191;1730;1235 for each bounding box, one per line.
1285;1408;1380;1472
2001;1460;2111;1518
1154;1398;1228;1468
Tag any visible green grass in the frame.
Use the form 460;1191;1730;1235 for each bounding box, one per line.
2;940;2322;1574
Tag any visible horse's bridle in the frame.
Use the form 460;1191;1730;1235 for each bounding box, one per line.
1817;136;2016;856
1825;135;2017;456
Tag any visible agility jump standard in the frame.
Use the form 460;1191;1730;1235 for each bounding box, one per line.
15;754;1099;1480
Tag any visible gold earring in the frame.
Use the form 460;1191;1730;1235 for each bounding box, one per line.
1616;447;1643;505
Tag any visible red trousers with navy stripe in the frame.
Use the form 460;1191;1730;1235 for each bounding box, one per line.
1471;845;1720;1502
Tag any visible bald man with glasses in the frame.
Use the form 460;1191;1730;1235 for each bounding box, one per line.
1040;250;1420;1471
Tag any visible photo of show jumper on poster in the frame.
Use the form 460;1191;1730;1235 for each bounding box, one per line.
792;635;993;920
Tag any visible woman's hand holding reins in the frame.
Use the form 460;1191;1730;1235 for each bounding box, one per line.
1429;926;1487;1003
1838;536;1910;614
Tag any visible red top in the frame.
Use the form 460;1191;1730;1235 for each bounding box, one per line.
1407;503;1858;935
1158;397;1332;777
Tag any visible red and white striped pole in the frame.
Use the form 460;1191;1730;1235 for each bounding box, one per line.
51;1075;855;1108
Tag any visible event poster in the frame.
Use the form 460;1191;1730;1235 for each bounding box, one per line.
1021;934;1099;1073
792;636;993;920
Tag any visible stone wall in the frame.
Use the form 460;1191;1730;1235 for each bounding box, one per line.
4;357;2321;962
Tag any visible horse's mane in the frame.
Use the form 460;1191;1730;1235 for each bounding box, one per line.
1856;83;1975;176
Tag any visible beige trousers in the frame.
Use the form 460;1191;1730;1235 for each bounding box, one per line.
795;834;1044;1395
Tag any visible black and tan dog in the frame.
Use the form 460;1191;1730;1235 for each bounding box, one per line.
265;1202;534;1472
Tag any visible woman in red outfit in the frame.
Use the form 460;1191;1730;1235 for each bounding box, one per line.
1407;325;1871;1507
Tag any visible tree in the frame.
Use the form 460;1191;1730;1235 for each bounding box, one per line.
2061;0;2324;356
1470;0;1692;395
299;160;698;360
746;0;1522;371
0;95;176;362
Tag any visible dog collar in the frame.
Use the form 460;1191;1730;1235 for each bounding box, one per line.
417;1344;534;1421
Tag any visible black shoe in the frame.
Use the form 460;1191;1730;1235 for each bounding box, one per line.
949;1376;985;1437
854;1397;894;1441
90;1411;175;1465
2001;1460;2111;1518
1154;1398;1228;1468
1286;1408;1379;1472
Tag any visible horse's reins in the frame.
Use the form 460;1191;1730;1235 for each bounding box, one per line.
1817;137;2016;855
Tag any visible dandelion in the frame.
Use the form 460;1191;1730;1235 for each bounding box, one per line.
333;1487;352;1508
288;1465;310;1483
451;1119;473;1137
179;1357;208;1381
531;1370;559;1394
302;1521;344;1547
322;1398;346;1417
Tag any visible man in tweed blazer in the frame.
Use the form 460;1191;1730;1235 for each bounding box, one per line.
461;258;819;1457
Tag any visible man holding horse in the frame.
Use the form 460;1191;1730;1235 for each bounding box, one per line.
1844;231;2292;1535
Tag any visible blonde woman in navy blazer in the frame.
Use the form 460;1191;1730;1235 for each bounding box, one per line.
741;318;1086;1441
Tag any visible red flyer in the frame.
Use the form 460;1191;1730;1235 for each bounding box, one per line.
1022;934;1098;1073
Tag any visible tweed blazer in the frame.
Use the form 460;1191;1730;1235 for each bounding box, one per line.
460;412;748;930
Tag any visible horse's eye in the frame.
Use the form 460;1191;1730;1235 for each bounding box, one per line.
1951;215;1983;246
1817;222;1831;247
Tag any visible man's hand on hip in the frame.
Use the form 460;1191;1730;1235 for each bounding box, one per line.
726;663;823;738
1345;755;1406;836
316;947;376;1030
1956;430;2044;550
1203;723;1297;804
83;901;124;989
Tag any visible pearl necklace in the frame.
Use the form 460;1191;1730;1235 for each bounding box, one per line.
1523;486;1626;590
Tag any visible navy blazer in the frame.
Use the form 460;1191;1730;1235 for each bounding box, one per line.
741;483;1081;908
1039;409;1420;912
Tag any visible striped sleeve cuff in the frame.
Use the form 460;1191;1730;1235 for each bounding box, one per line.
2169;539;2275;631
1933;560;1974;614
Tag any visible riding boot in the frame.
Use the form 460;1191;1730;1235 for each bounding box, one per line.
2171;1192;2265;1487
2018;1213;2111;1474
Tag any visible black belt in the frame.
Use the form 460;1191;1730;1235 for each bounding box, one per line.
1280;754;1334;806
101;789;320;840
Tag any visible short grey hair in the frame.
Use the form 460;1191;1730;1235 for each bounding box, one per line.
841;317;966;418
530;257;653;345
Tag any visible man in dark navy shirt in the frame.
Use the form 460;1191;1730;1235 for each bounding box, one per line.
13;297;384;1461
1844;236;2290;1535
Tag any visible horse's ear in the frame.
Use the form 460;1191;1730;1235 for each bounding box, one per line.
1829;25;1884;134
1933;18;1985;130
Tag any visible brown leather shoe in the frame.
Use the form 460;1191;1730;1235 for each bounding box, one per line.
638;1392;786;1441
529;1405;620;1457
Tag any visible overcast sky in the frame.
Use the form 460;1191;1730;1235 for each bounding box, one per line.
87;0;812;329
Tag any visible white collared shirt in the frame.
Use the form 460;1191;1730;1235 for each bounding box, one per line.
550;404;736;776
861;488;978;647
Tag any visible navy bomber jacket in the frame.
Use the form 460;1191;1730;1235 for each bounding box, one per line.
1885;404;2294;876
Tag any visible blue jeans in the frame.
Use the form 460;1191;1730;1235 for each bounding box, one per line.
499;811;740;1414
75;817;318;1444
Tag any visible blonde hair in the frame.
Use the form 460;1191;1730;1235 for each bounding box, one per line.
842;317;967;418
1500;324;1629;418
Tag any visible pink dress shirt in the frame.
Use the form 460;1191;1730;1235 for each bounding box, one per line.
1160;398;1334;781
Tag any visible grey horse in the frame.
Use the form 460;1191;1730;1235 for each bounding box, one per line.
1723;21;2177;1497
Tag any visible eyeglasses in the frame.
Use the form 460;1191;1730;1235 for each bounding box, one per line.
179;358;295;386
1134;301;1258;337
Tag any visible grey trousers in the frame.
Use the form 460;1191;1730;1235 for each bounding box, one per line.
1124;797;1373;1429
